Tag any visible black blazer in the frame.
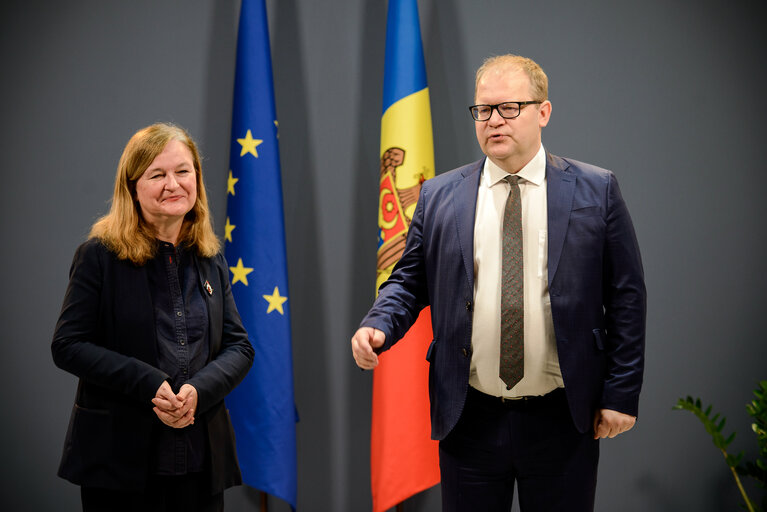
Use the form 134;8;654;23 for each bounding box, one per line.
52;238;254;492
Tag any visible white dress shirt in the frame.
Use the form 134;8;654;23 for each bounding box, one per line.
469;144;564;398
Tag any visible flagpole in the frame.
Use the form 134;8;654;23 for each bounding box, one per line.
260;491;269;511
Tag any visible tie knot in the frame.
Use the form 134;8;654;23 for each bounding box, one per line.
505;174;521;186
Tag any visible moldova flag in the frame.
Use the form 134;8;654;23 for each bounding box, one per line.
371;1;440;510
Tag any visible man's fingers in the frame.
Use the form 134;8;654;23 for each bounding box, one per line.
352;335;371;355
351;327;386;369
593;409;636;439
351;329;379;369
353;347;378;369
370;329;386;349
594;420;607;439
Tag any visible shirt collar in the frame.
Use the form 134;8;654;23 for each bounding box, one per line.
483;144;547;188
156;239;187;256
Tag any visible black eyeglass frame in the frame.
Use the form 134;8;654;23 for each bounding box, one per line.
468;101;543;121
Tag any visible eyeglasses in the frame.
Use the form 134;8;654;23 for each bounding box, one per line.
468;101;542;121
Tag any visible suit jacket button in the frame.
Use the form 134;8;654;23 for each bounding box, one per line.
462;348;469;357
465;301;472;311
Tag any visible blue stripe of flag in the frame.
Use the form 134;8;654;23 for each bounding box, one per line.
382;0;428;114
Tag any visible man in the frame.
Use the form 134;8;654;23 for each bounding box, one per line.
351;54;645;511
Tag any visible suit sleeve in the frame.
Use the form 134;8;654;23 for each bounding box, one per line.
188;253;254;415
51;241;169;404
600;172;646;416
361;186;430;352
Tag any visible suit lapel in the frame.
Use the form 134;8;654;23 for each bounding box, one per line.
546;153;575;286
453;160;483;291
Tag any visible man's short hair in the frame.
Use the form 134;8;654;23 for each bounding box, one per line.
475;54;549;101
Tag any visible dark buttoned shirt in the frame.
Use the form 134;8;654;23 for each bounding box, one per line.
147;241;209;475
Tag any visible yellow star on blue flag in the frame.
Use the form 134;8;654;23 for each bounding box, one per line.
237;129;263;158
227;171;239;195
229;258;253;285
262;286;287;314
224;217;236;242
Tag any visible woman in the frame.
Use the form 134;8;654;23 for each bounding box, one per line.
52;123;254;512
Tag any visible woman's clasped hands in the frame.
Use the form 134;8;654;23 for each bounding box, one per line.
152;381;198;429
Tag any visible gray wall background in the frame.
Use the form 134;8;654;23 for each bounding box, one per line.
2;0;766;510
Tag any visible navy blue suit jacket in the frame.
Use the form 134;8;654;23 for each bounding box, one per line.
362;153;646;440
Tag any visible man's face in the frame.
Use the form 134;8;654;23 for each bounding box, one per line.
474;66;551;173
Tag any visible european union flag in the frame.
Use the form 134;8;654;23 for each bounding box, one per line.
224;0;297;508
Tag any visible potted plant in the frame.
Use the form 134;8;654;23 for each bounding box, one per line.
674;380;767;511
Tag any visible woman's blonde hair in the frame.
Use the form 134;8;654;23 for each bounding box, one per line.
90;123;220;264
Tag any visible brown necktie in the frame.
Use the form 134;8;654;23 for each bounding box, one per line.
500;175;524;390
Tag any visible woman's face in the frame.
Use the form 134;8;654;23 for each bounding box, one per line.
134;139;197;229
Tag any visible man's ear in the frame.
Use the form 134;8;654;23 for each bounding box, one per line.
539;100;552;128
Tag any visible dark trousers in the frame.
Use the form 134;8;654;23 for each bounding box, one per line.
81;472;223;512
439;387;599;512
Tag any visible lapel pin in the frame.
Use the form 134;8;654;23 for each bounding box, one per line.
204;280;214;296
